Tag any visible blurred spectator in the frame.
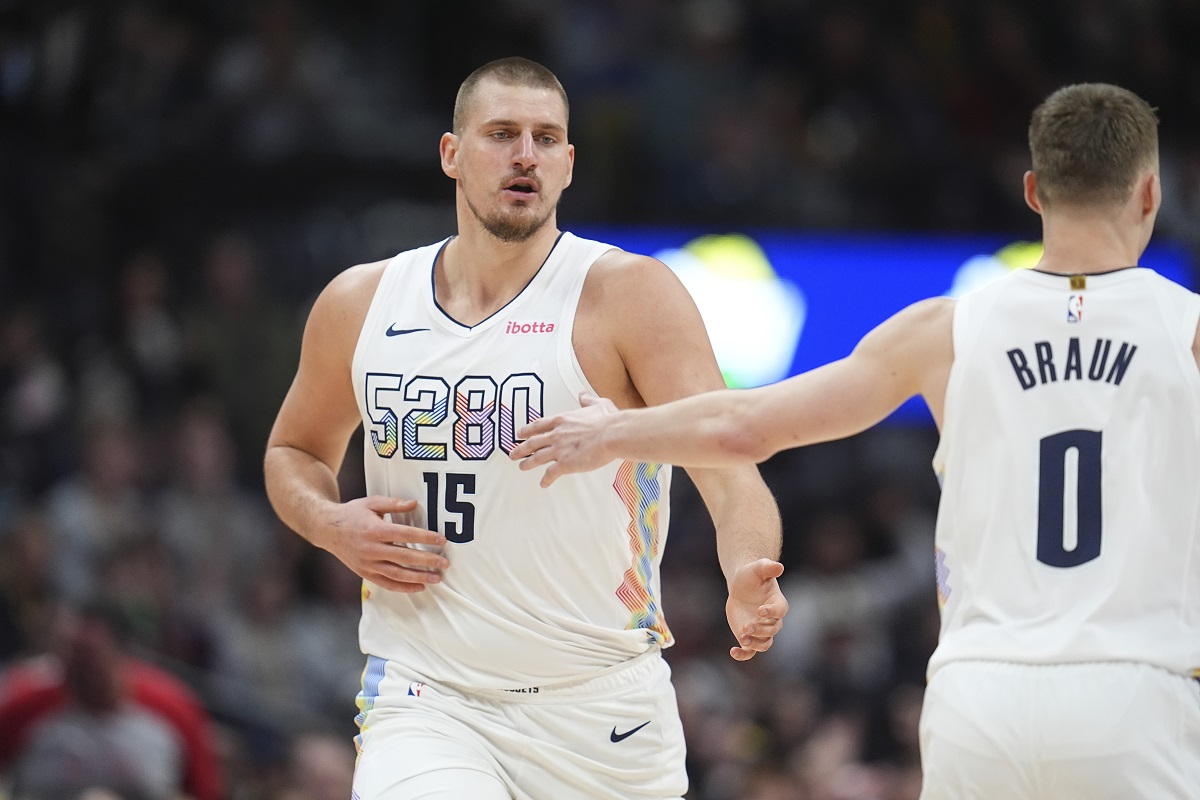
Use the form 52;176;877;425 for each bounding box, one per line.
769;509;929;701
156;398;274;616
208;546;322;742
0;305;71;495
738;766;807;800
91;4;209;163
293;549;366;730
98;535;216;673
0;600;223;800
272;731;356;800
183;232;299;483
0;506;56;662
209;0;348;162
44;417;149;603
115;249;187;423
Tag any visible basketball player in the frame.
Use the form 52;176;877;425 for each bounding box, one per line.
512;83;1200;799
263;57;787;800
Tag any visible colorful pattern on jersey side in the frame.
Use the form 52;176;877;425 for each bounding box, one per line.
613;461;671;644
353;655;388;760
935;546;951;609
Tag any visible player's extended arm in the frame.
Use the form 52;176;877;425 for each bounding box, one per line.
263;264;449;593
513;296;954;477
573;252;788;661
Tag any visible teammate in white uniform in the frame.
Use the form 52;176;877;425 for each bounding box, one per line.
264;58;788;799
513;83;1200;799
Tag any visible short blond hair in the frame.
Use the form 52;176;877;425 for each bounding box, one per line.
452;57;568;134
1028;83;1158;208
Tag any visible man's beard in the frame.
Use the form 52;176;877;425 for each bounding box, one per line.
462;178;557;243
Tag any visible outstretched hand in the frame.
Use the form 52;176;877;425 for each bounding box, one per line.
726;558;788;661
510;393;619;487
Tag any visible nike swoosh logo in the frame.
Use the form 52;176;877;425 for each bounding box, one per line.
386;325;430;337
610;721;651;743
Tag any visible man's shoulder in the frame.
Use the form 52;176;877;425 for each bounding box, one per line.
575;248;697;339
328;258;390;293
588;245;656;272
906;295;956;322
582;246;678;296
311;258;394;327
325;238;447;299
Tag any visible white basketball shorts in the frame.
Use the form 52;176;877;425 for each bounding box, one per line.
919;660;1200;799
351;648;688;800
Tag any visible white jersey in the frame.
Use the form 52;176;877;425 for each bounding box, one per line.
350;232;673;689
929;267;1200;679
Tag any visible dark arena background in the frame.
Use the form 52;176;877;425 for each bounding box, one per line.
1;2;1197;799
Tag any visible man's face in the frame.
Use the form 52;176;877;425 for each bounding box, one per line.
442;79;574;243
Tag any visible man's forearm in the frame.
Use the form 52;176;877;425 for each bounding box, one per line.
603;390;771;468
263;444;343;549
689;466;783;584
715;493;782;586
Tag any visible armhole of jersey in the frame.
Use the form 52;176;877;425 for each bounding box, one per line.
931;294;972;480
1148;280;1200;386
1182;291;1200;383
556;244;619;401
1183;291;1200;358
350;253;408;383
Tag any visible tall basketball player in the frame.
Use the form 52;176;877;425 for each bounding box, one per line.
513;83;1200;799
264;58;788;800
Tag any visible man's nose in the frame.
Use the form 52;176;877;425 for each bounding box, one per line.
512;131;536;168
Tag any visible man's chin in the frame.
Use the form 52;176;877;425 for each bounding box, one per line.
481;211;552;244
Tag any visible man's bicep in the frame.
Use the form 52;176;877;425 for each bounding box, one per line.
749;302;945;450
268;356;362;471
617;265;779;514
267;269;375;470
617;262;727;406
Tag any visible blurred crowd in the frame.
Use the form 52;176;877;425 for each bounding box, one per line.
0;1;1196;799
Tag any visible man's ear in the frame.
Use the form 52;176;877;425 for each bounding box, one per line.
440;132;459;180
1023;170;1043;215
1140;171;1160;219
563;143;575;190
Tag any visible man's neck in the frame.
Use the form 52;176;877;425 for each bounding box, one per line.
1034;215;1145;276
436;220;563;326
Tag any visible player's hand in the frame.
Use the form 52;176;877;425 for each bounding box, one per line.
318;496;449;593
726;558;788;661
510;393;619;487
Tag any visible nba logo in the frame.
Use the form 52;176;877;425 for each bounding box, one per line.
1067;294;1083;324
407;681;425;697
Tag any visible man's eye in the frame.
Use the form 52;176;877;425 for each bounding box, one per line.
539;136;556;145
491;131;512;140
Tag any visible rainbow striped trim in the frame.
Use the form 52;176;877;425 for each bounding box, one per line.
353;655;388;761
935;546;951;609
613;461;671;644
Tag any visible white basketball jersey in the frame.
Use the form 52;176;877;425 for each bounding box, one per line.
350;232;673;689
929;267;1200;679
